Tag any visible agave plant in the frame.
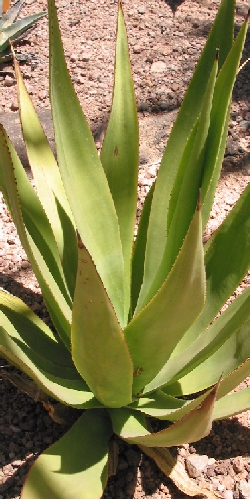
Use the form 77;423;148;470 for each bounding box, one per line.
0;0;250;498
0;0;46;62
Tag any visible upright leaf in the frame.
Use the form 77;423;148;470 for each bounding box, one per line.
0;127;72;347
48;0;125;326
145;287;250;394
71;239;133;408
174;180;250;355
201;14;249;228
135;0;235;312
14;57;78;298
125;205;205;395
100;2;139;323
131;185;155;315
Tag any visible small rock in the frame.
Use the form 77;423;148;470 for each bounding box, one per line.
226;138;239;156
150;61;167;74
81;52;91;62
10;101;19;112
171;82;179;92
222;491;234;499
185;454;209;478
239;120;250;131
233;456;245;473
138;6;146;14
238;479;250;499
21;260;30;269
133;44;142;54
3;76;14;87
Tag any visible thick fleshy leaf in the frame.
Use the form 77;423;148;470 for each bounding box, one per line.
134;0;235;313
145;287;250;394
125;205;205;395
162;55;218;282
0;12;46;52
22;410;113;499
130;388;214;422
131;184;155;316
0;0;22;29
0;322;101;409
166;318;250;397
100;2;139;323
14;57;78;299
129;389;216;422
48;0;125;326
141;54;216;308
201;13;250;229
214;385;250;420
173;180;250;356
0;127;71;347
0;289;71;367
172;19;250;355
71;240;133;408
216;359;250;400
110;383;218;447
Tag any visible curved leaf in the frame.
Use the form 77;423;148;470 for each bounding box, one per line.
71;240;133;408
201;15;249;228
167;318;250;397
14;57;78;299
131;184;155;316
0;127;71;347
100;2;139;323
145;287;250;393
111;382;218;447
0;12;46;52
22;410;112;499
214;385;250;420
125;205;205;394
130;388;214;422
135;0;235;311
48;0;125;326
174;180;250;356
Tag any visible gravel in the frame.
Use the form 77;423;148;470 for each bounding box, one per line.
0;0;250;498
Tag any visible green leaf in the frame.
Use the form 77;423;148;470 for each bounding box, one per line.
125;205;205;395
213;385;250;420
134;0;235;313
201;16;249;228
0;0;23;29
145;287;250;394
71;240;133;408
22;410;113;499
14;58;78;299
164;55;218;278
0;127;72;347
0;13;46;52
167;317;250;397
141;55;217;308
131;184;155;316
0;289;71;367
129;388;213;422
100;2;139;323
0;321;101;409
111;383;218;447
109;407;150;438
48;0;125;326
174;180;250;356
